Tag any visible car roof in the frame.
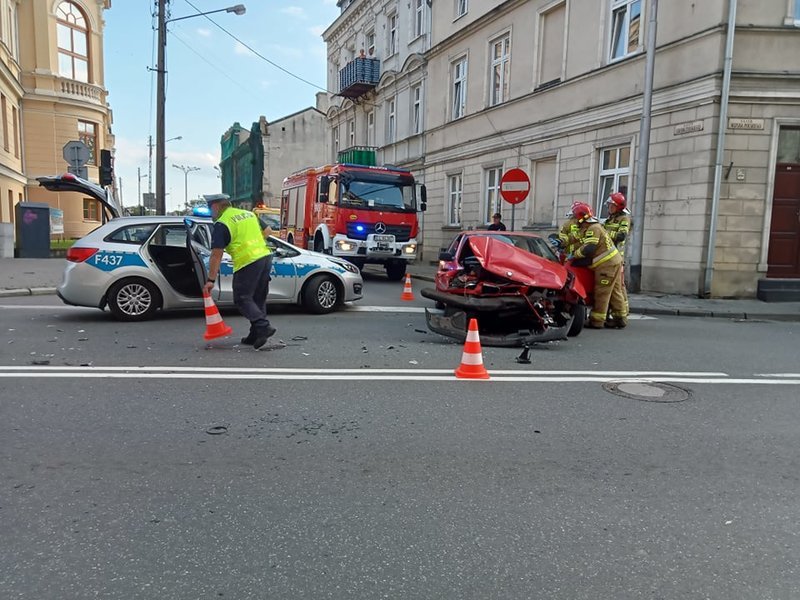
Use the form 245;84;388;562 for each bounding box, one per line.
461;230;544;239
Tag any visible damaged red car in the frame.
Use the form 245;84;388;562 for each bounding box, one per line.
421;232;593;347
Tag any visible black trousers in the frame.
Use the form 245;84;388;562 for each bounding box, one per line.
232;255;272;329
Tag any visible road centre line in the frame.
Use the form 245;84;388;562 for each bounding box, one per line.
0;372;798;384
0;366;731;377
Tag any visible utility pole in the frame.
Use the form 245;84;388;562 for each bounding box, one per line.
156;0;168;215
628;0;658;292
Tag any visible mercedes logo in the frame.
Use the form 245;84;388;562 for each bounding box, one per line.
374;222;387;234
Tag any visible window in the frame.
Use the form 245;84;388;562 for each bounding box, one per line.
489;34;511;106
150;224;189;247
447;174;463;226
387;97;396;144
106;224;157;244
78;120;97;164
333;126;339;155
367;30;375;56
56;1;89;82
452;57;467;120
12;106;18;158
367;111;375;145
538;3;566;87
8;4;18;59
483;166;503;223
597;146;630;215
610;0;641;60
414;0;425;38
412;84;422;134
347;119;355;146
83;198;100;221
388;13;398;55
796;0;800;20
456;0;468;19
530;158;557;225
1;95;7;151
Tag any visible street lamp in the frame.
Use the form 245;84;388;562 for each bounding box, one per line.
155;3;246;215
148;135;181;194
173;164;201;213
137;167;148;214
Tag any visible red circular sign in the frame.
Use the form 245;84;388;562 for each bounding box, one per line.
500;168;531;205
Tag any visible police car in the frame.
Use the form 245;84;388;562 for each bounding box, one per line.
38;174;363;321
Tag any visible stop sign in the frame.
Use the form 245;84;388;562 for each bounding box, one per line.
500;168;530;205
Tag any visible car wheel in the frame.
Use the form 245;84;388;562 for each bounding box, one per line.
314;235;325;254
107;278;161;321
287;234;294;245
567;304;586;337
385;261;406;281
303;275;340;314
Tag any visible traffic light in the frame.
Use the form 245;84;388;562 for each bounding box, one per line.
99;149;114;186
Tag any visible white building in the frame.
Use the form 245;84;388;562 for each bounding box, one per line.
322;0;800;298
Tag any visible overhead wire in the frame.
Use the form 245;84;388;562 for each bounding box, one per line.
181;0;331;93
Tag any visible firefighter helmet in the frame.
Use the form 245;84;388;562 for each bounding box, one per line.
571;202;595;223
607;192;627;210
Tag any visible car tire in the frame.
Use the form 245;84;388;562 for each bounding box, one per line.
107;278;161;321
567;304;586;337
385;261;406;281
314;235;325;254
287;234;294;246
303;275;340;314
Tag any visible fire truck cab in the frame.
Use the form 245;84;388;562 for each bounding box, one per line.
280;162;426;281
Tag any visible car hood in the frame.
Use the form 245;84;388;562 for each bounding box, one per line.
467;236;568;289
37;174;121;219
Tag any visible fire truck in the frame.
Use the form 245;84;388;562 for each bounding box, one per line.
279;160;427;281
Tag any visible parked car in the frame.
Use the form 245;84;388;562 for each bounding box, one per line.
421;231;590;347
38;174;363;321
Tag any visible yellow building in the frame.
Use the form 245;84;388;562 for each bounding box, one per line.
10;0;113;239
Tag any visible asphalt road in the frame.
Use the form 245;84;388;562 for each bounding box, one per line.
1;274;799;599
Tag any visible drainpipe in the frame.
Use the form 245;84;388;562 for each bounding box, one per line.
703;0;737;297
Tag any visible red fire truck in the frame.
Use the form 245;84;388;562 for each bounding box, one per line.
279;162;427;280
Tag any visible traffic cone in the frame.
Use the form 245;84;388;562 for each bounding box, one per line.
454;318;490;379
202;291;233;340
400;273;415;301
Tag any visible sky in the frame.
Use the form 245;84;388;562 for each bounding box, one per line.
104;0;340;212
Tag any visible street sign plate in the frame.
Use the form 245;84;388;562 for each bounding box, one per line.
63;140;90;167
500;168;531;205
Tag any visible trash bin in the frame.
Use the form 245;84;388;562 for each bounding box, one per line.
15;202;51;258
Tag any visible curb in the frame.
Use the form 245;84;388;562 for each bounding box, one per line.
0;287;57;298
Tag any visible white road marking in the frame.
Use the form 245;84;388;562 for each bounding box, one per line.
0;366;796;384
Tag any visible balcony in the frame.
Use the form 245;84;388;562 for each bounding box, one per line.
56;76;106;105
338;57;380;99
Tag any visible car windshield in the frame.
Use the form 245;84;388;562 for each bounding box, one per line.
469;233;559;262
340;177;416;212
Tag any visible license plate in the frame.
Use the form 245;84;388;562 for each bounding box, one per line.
373;234;395;243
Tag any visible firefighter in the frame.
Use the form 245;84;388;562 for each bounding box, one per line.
603;192;631;258
552;201;584;259
570;202;628;329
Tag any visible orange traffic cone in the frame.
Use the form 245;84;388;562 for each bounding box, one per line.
202;291;233;340
454;318;490;379
400;273;415;301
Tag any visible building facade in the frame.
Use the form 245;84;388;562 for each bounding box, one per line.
421;0;800;298
325;0;800;297
219;100;329;209
324;0;430;174
0;0;23;233
16;0;113;239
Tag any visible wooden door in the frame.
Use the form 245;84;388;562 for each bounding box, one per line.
767;128;800;278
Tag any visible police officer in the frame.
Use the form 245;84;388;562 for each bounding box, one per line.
202;194;276;349
570;202;627;329
603;192;632;258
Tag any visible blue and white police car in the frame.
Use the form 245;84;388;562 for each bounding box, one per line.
38;174;363;321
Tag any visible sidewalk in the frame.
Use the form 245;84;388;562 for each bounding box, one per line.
1;257;799;321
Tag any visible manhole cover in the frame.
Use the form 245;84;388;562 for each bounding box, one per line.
602;381;690;403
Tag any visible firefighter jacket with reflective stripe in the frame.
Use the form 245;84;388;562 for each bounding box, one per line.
558;218;581;254
574;222;622;270
604;212;631;258
216;207;271;272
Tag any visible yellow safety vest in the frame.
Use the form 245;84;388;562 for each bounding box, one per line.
216;207;270;272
